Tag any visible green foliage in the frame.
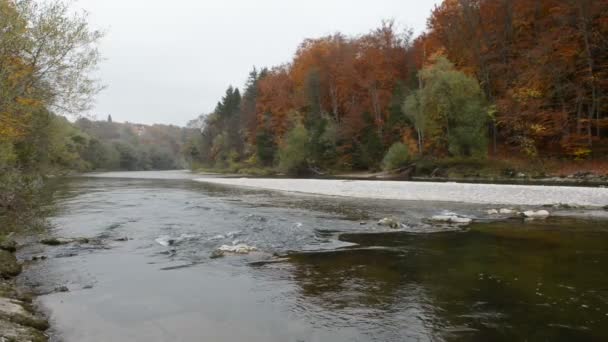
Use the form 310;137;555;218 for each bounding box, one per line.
278;122;310;175
255;125;277;167
352;113;384;170
405;57;488;157
382;142;410;171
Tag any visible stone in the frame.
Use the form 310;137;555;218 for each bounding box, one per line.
523;210;550;218
0;297;49;331
0;251;21;279
486;209;499;215
54;286;69;293
217;244;257;255
430;215;473;225
377;218;401;229
0;239;17;253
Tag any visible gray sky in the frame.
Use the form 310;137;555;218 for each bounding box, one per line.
78;0;442;126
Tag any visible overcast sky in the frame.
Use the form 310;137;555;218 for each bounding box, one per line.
77;0;442;126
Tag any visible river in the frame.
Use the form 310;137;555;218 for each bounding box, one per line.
17;171;608;341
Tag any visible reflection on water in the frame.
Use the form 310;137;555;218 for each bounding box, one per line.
279;219;608;341
18;173;608;342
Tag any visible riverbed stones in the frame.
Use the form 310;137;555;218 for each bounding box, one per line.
0;318;47;342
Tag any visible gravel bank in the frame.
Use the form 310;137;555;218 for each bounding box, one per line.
194;178;608;207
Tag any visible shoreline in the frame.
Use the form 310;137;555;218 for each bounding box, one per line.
0;238;49;341
193;177;608;207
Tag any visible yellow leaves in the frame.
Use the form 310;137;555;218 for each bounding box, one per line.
15;96;42;109
513;87;542;103
529;124;547;135
572;148;592;160
0;113;26;141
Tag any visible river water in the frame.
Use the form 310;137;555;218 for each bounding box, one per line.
17;171;608;341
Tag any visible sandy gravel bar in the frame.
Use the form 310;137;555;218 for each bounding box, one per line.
194;177;608;207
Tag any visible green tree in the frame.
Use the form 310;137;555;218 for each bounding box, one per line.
382;142;410;171
278;120;310;175
404;56;488;157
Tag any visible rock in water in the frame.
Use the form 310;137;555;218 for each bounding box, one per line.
155;236;175;247
523;210;550;218
378;217;401;229
499;208;516;214
217;244;258;255
430;215;473;225
486;209;499;215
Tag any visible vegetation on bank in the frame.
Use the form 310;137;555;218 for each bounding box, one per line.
0;1;199;220
186;1;607;177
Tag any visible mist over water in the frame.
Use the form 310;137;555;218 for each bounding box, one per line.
17;172;608;341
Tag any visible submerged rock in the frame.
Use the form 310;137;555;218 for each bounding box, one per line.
523;210;550;218
155;236;176;247
40;238;71;246
54;286;69;293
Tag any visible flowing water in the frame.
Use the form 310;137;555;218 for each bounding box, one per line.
17;171;608;341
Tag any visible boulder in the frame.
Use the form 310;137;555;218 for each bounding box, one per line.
486;209;499;215
499;208;516;214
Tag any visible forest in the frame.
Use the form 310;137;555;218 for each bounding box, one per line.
187;0;608;176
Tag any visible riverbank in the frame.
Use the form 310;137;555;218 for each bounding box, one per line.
193;158;608;186
0;236;49;341
193;177;608;207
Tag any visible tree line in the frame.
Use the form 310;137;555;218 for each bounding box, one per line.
187;0;607;175
0;0;196;218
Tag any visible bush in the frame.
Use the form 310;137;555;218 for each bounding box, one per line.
382;143;410;171
278;123;310;175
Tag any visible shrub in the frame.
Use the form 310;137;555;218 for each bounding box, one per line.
382;143;410;171
278;123;310;175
